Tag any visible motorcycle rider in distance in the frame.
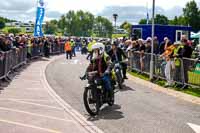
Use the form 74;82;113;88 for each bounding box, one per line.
108;41;128;79
81;43;113;99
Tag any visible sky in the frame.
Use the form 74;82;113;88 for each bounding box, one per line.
0;0;200;24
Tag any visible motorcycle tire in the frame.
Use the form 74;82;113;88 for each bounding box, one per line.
83;87;100;116
108;89;115;106
116;72;123;89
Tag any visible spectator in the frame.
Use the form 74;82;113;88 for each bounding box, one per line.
159;37;172;55
0;36;12;51
153;36;159;54
160;42;175;87
65;39;72;60
145;37;151;53
43;37;50;58
179;35;193;89
138;39;145;72
173;41;184;86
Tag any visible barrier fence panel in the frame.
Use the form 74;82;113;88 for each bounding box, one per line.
154;55;165;78
131;52;141;72
182;58;200;87
0;43;65;81
39;44;44;56
60;42;65;53
129;51;200;88
4;51;11;77
0;52;5;79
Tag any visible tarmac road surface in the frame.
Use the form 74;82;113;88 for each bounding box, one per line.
46;54;200;133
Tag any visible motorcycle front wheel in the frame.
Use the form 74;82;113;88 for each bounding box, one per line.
83;87;100;116
116;71;123;89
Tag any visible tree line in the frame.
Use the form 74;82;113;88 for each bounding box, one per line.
44;10;113;38
0;17;16;29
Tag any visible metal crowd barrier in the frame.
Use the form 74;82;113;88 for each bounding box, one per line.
129;51;200;88
50;42;65;55
0;52;5;79
0;42;65;80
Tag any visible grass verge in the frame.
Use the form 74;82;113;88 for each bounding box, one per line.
128;70;200;98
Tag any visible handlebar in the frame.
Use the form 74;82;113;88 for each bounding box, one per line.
87;71;98;75
80;71;98;81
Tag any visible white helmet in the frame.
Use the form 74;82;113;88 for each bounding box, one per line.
92;43;105;54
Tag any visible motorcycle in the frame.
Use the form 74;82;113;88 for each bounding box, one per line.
81;71;115;116
113;59;128;89
113;61;124;89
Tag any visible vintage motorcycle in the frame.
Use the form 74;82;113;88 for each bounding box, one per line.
81;71;115;116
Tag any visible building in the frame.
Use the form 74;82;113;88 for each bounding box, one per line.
5;22;21;27
113;27;128;34
131;24;192;43
5;21;34;33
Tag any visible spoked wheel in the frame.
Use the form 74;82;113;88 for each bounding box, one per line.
108;88;115;106
83;87;100;116
116;72;123;89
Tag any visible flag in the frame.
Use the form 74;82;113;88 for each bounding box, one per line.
34;0;45;37
147;12;149;24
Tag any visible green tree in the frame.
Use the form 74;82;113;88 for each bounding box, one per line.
44;20;58;34
0;17;16;23
0;20;5;29
7;28;21;34
139;14;168;25
154;14;169;25
57;10;112;37
169;16;188;26
139;19;150;24
58;15;66;33
94;16;113;38
76;11;94;36
120;21;132;34
183;0;200;32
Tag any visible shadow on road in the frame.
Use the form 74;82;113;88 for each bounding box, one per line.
87;104;124;121
119;84;135;92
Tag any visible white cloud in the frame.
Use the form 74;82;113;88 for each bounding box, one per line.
0;0;199;22
46;0;200;14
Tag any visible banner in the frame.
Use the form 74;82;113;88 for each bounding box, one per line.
34;0;45;37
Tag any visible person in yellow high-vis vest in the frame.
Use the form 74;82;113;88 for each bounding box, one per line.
173;41;184;86
71;39;76;57
86;40;96;60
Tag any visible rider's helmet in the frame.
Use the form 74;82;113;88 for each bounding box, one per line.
92;42;105;55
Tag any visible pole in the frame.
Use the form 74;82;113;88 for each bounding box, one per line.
115;19;117;28
150;0;155;80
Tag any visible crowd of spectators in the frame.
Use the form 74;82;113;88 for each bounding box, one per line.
112;35;198;88
0;34;68;58
0;32;199;88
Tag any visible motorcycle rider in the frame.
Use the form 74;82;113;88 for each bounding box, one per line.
81;42;113;99
108;41;128;79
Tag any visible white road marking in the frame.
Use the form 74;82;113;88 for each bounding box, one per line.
0;107;74;123
60;59;88;65
8;100;63;110
0;98;52;102
42;68;105;133
188;123;200;133
0;119;61;133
